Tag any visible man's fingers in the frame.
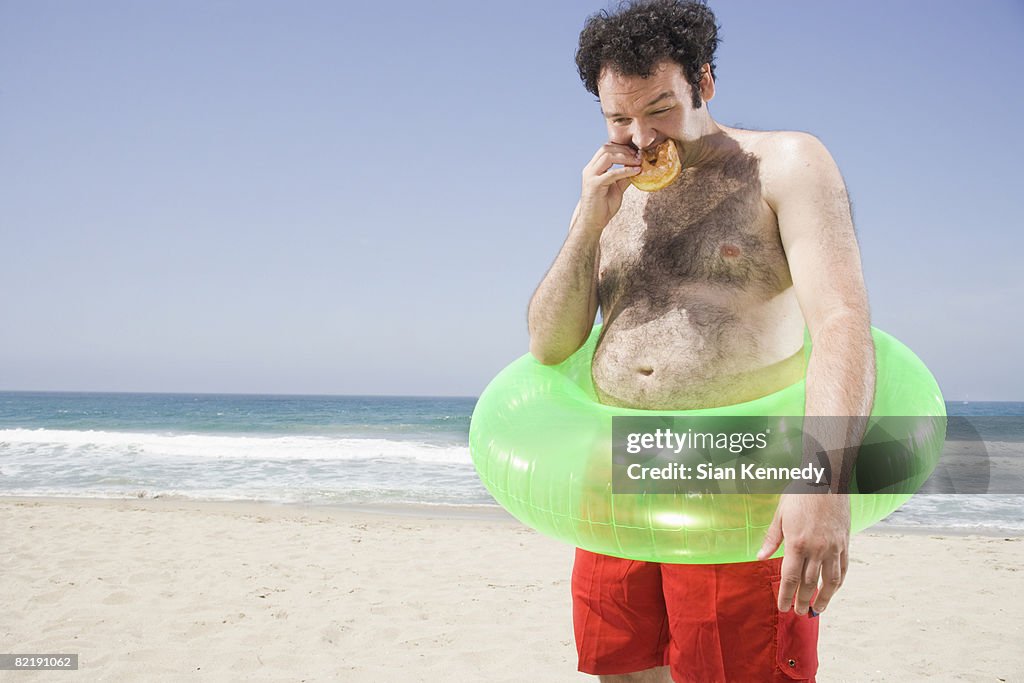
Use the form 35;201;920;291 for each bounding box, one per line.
757;512;784;561
811;553;844;614
614;176;638;194
601;165;642;183
596;142;640;161
586;148;641;177
777;553;804;612
586;164;641;190
795;560;820;615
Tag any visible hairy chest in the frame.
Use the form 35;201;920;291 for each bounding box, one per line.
597;151;791;316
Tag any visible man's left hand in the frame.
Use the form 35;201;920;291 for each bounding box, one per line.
757;493;851;615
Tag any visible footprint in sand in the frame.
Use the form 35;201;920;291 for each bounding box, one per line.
33;588;70;605
101;590;135;605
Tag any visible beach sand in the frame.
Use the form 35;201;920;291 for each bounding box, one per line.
1;496;1022;682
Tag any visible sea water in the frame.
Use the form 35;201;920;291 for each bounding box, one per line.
0;392;487;507
1;392;1021;534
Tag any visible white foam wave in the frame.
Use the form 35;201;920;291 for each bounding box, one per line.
0;428;471;465
879;494;1024;533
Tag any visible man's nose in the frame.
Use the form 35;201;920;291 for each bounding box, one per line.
630;124;658;152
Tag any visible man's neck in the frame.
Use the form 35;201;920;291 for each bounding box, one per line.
679;116;729;169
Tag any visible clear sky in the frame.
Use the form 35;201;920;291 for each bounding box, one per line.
1;0;1021;399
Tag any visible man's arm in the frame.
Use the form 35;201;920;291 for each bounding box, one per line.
757;131;877;615
527;204;603;366
773;131;876;469
528;142;641;365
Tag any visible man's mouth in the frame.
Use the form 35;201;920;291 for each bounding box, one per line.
640;140;673;164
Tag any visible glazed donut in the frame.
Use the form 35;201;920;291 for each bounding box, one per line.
629;139;682;192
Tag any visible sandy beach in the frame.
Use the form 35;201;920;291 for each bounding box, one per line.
1;496;1022;682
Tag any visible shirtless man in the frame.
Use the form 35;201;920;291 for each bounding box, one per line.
527;2;876;681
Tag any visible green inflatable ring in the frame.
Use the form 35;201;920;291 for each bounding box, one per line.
469;324;946;564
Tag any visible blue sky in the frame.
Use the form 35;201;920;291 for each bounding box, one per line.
1;0;1021;399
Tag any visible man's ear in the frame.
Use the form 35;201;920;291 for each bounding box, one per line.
699;63;715;102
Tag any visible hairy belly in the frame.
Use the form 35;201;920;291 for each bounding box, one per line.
592;294;806;410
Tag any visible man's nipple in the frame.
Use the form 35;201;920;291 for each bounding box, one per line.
720;244;741;258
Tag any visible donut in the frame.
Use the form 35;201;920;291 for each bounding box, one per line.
629;139;682;192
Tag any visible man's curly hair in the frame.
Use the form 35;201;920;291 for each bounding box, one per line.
575;0;720;109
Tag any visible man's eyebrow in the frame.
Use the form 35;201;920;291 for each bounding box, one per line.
601;91;676;118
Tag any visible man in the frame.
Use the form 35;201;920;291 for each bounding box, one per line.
526;1;876;681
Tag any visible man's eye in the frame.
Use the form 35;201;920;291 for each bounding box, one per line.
613;119;630;125
651;108;672;115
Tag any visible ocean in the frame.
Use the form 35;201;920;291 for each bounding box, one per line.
1;392;1021;534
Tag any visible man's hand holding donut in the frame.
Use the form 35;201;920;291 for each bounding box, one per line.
575;139;684;234
574;142;643;233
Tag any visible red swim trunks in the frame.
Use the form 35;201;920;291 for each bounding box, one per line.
572;548;819;682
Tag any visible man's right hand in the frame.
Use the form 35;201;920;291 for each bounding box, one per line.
576;142;642;232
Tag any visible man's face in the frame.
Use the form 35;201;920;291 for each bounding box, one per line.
597;60;711;154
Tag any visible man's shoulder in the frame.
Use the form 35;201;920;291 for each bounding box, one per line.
737;129;841;207
736;129;832;167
